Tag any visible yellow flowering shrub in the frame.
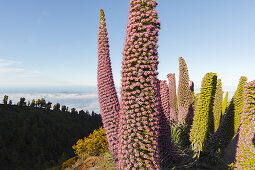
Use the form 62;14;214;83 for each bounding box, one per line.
72;127;109;157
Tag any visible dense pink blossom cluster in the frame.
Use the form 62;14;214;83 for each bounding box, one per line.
159;80;172;123
118;0;162;169
177;57;193;124
234;80;255;169
156;80;180;164
97;9;120;164
167;73;178;123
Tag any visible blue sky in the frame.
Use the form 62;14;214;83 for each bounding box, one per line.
0;0;254;92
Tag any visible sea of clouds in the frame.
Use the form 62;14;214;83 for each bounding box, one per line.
0;92;101;113
0;85;234;115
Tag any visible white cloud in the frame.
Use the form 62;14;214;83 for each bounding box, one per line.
0;67;24;73
0;59;21;66
0;59;24;73
31;70;41;74
0;92;100;113
20;70;41;78
0;58;42;78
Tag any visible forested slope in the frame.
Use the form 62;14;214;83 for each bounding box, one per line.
0;104;102;170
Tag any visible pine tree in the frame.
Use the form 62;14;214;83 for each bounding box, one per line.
46;102;52;110
61;105;67;112
118;0;161;168
30;99;35;107
19;97;26;107
53;103;60;111
97;9;120;164
167;73;178;122
3;95;8;105
190;73;217;156
213;79;223;132
177;57;192;124
234;80;255;169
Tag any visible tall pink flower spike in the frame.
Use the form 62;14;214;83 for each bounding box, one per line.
234;80;255;169
118;0;161;169
167;73;178;123
159;80;172;123
177;57;193;124
157;80;181;164
97;9;120;165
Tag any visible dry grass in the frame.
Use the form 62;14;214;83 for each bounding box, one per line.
64;151;116;170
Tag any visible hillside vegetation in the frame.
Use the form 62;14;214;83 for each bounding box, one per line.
0;103;102;170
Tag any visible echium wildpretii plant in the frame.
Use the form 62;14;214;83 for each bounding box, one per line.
97;9;120;164
159;80;171;123
234;80;255;169
156;79;180;167
190;73;217;157
233;76;248;134
213;79;223;132
211;76;247;150
222;91;228;115
177;57;193;124
118;0;162;169
167;73;178;122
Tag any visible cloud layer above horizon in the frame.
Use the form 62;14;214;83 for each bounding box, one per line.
1;92;100;113
0;88;235;115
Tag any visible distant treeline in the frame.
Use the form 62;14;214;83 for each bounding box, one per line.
3;95;83;113
0;95;102;170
